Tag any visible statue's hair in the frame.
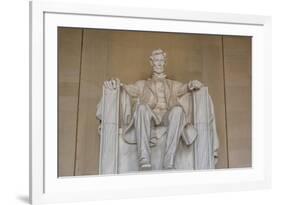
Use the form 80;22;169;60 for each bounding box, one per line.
150;48;167;61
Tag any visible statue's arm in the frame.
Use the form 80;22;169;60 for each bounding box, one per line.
122;80;145;97
103;78;145;97
174;80;204;97
175;82;189;97
122;84;139;97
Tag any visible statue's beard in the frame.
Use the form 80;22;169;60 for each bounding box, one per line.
152;65;166;79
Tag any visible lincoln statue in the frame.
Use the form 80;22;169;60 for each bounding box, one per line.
98;48;219;173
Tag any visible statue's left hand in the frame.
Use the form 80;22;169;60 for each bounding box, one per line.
188;80;204;91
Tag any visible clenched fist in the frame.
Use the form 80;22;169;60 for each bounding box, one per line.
188;80;204;91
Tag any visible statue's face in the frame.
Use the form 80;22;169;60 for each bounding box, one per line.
151;54;165;74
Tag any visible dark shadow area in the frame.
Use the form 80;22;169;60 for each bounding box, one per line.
17;195;29;204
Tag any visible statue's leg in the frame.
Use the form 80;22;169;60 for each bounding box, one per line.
134;104;153;169
163;106;185;169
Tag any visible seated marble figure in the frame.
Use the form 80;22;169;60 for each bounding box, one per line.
97;49;219;173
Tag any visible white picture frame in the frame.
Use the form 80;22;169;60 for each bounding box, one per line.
30;1;271;204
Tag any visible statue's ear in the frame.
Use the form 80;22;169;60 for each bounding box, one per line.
149;59;153;66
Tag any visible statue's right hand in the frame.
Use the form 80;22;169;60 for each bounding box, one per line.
104;78;120;90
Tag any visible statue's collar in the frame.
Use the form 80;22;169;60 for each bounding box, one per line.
152;72;167;80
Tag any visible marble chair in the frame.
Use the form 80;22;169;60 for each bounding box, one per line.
96;82;219;175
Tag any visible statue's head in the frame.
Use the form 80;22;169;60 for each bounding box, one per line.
149;49;167;74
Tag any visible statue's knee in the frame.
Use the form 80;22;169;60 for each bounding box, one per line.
170;106;184;115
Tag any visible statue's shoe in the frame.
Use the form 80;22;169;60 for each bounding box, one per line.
140;163;152;170
164;164;175;170
139;158;152;170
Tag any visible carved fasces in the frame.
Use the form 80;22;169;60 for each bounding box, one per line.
99;80;120;174
192;87;219;169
